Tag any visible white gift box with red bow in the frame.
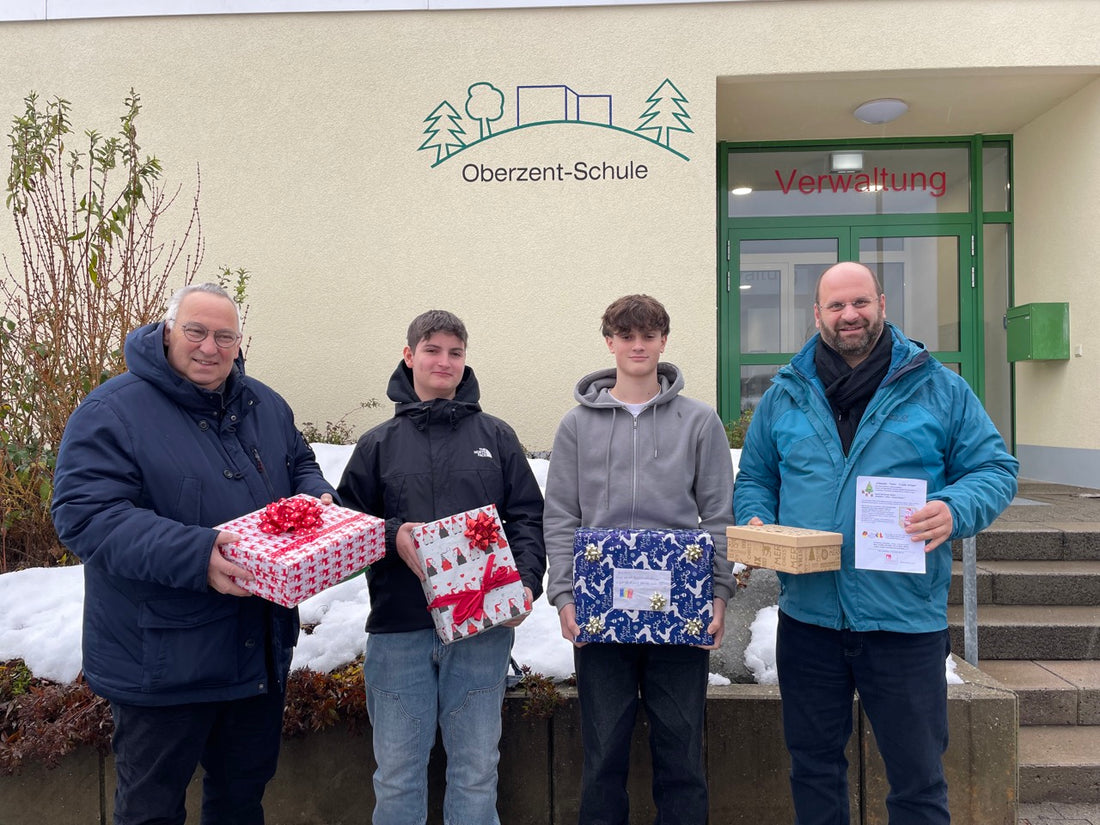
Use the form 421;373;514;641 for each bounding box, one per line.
413;504;531;644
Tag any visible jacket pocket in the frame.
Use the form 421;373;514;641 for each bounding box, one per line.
139;596;242;693
174;476;203;526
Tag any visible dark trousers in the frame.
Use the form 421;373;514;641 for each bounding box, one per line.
574;643;709;825
110;687;286;825
776;610;951;825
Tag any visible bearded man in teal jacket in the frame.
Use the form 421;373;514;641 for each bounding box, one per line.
734;262;1017;825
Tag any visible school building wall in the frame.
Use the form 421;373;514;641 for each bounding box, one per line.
0;1;1097;481
1014;76;1100;487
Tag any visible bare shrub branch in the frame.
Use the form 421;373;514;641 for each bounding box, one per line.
0;90;205;571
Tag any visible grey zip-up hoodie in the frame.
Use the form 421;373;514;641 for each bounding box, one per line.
544;362;736;610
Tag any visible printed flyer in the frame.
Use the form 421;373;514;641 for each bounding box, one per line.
854;476;927;574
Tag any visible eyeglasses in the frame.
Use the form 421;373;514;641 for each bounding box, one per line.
816;298;878;314
178;322;242;349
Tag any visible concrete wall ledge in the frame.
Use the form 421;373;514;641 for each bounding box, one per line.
1;657;1017;825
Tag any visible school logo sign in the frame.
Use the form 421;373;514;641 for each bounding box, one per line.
418;78;693;172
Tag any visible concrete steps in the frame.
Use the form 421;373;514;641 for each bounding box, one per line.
952;525;1100;562
947;604;1100;659
978;660;1100;726
1017;726;1100;803
961;502;1100;804
950;560;1100;605
982;660;1100;803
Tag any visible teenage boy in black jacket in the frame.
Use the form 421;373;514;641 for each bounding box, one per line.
338;309;545;825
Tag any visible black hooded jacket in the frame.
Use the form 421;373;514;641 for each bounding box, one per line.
337;361;546;633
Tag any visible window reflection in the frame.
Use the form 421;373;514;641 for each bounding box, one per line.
739;239;837;354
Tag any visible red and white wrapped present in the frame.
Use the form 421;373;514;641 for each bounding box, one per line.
413;503;531;644
217;494;385;608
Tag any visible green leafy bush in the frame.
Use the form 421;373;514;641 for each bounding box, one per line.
725;407;754;449
299;400;382;445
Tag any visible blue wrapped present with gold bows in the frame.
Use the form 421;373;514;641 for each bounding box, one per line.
573;528;714;645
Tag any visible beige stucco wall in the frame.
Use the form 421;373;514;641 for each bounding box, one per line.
1014;76;1100;456
0;0;1097;453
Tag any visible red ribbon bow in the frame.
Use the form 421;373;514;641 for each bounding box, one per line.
464;511;502;551
427;553;521;625
258;497;324;536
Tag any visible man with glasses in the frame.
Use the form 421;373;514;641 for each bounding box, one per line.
735;261;1017;825
52;282;336;825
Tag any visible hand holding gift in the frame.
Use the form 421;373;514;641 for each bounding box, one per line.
208;531;252;596
396;521;426;581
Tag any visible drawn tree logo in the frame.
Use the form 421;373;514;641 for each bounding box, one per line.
419;101;468;164
418;78;693;166
465;82;505;140
635;79;692;149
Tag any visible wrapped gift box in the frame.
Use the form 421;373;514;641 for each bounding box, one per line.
726;524;843;574
218;494;385;607
573;528;714;645
413;504;531;644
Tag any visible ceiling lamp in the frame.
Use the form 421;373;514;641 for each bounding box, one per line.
830;152;863;173
853;98;909;125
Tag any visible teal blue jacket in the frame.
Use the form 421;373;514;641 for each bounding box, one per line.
733;324;1018;633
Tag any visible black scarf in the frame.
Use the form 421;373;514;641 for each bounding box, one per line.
814;327;892;455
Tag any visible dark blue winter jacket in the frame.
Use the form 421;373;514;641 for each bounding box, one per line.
51;323;335;705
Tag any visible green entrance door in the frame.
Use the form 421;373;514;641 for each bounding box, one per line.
720;224;974;415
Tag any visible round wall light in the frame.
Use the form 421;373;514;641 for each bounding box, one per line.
853;98;909;125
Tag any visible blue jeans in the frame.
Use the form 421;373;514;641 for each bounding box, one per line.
776;610;951;825
363;625;514;825
574;643;710;825
110;687;286;825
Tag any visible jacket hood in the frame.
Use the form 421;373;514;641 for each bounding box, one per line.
123;322;246;409
571;362;686;501
386;360;482;431
574;362;685;409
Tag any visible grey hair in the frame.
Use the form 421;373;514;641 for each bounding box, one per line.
164;283;241;329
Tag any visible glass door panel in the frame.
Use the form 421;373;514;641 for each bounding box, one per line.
740;364;782;413
983;223;1012;445
724;233;840;413
738;238;838;354
857;235;960;351
854;225;974;386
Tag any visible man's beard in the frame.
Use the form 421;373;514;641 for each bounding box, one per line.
821;314;885;360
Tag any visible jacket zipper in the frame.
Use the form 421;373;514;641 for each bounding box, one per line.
252;447;277;501
630;415;639;527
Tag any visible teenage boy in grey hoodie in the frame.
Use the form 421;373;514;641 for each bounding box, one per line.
543;294;735;824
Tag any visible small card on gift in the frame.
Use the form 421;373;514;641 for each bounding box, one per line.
413;504;531;644
217;494;385;608
573;528;714;645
